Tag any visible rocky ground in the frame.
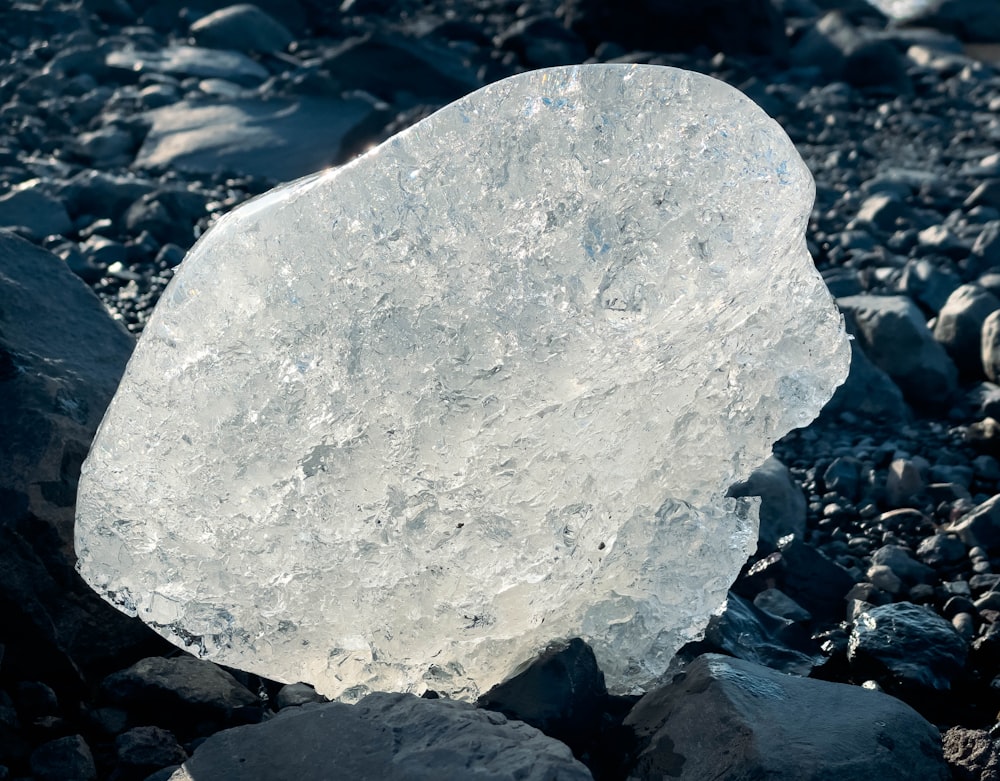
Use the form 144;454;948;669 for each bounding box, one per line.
5;0;1000;779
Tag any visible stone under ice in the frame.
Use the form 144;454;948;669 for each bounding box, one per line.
76;64;850;701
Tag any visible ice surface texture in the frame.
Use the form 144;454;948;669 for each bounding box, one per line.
76;64;850;701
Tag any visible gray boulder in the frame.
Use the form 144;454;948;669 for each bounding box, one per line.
981;308;1000;382
624;654;949;781
727;455;807;548
190;4;293;53
167;692;591;780
934;283;1000;378
0;232;161;687
0;186;71;238
133;96;384;181
838;294;957;407
902;0;1000;43
822;340;911;421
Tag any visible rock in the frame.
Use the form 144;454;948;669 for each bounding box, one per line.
727;455;807;548
917;534;968;567
848;602;968;692
982;309;1000;382
106;45;269;86
77;65;850;700
856;193;911;231
790;12;911;91
101;656;258;735
869;544;935;587
57;171;156;223
0;232;163;689
495;15;589;68
886;457;925;507
902;0;1000;43
0;186;71;238
823;456;862;501
821;340;912;422
72;125;134;166
700;592;822;676
934;284;1000;378
972;221;1000;272
478;638;606;755
897;258;961;314
839;294;958;407
133;96;383;181
942;726;1000;781
753;588;812;622
744;535;857;621
624;653;950;781
948;493;1000;550
168;692;591;780
189;4;293;53
559;0;789;57
115;726;187;780
29;735;97;781
274;683;326;709
318;33;480;105
122;189;207;248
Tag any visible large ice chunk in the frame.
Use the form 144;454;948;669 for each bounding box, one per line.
76;64;850;701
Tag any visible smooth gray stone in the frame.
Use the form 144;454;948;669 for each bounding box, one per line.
107;45;269;84
0;187;71;237
133;97;382;181
624;653;950;781
169;692;591;781
838;294;957;407
728;455;807;548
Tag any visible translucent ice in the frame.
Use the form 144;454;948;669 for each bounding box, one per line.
76;64;850;700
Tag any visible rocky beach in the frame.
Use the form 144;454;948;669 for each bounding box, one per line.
4;0;1000;778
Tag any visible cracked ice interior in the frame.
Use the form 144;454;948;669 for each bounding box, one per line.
75;64;850;701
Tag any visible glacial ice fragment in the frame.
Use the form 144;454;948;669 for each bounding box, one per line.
75;64;850;701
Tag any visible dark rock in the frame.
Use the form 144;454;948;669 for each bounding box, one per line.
478;638;606;755
823;456;862;501
753;588;812;622
848;602;968;692
190;4;293;53
949;493;1000;549
115;726;187;781
942;726;1000;781
902;0;1000;43
101;656;259;735
886;457;924;507
15;680;59;721
558;0;789;57
57;171;156;223
966;417;1000;456
495;16;589;68
869;544;935;587
898;259;961;314
106;45;269;86
821;340;911;422
29;734;96;781
72;125;135;166
934;284;1000;378
0;232;164;688
917;534;968;567
839;294;958;407
624;653;949;781
133;96;384;182
856;192;911;231
727;456;806;548
982;309;1000;383
175;692;591;780
967;181;1000;211
972;221;1000;271
699;592;822;675
274;683;326;709
0;187;71;238
790;12;911;92
918;224;969;258
744;535;856;621
319;33;479;105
